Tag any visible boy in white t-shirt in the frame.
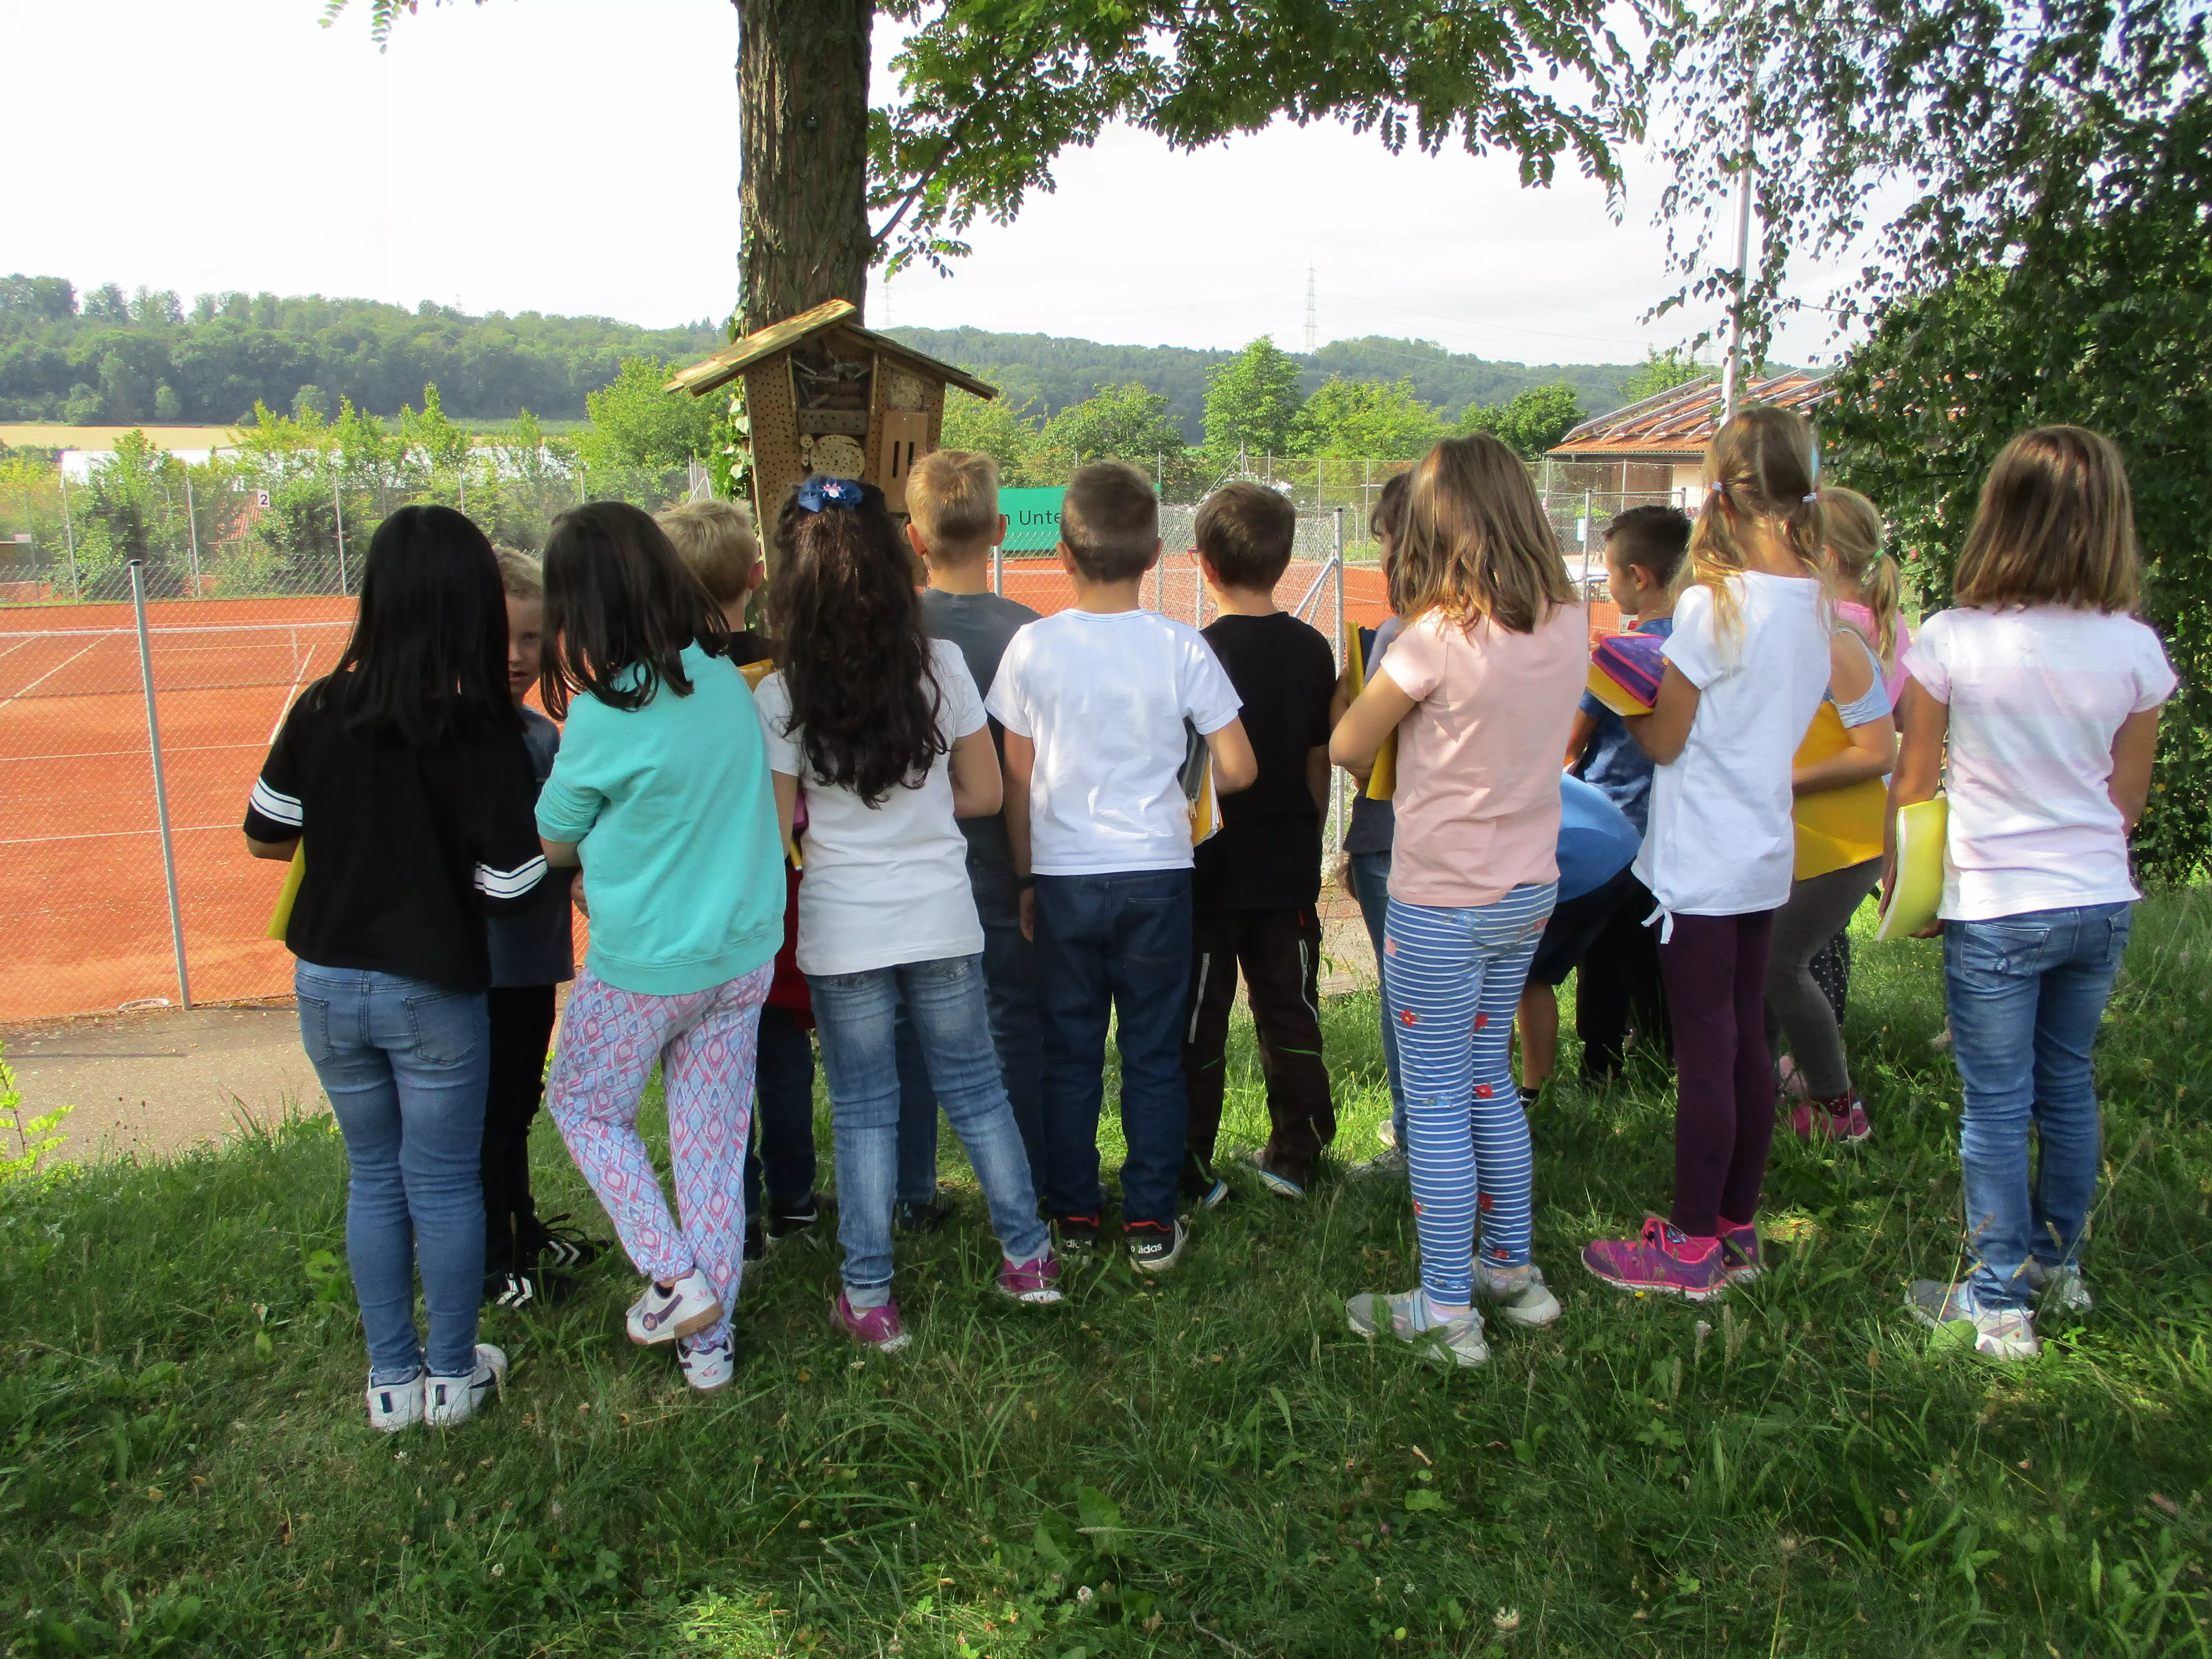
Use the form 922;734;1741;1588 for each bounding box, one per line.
989;462;1256;1273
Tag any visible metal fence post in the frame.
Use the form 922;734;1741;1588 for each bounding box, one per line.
184;473;203;595
59;468;80;599
1332;506;1347;855
992;540;1003;598
333;479;349;596
130;560;192;1009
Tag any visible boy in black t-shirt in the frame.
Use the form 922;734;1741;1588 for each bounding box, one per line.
1183;483;1338;1202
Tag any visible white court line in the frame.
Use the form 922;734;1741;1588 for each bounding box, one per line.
267;632;322;744
0;638;106;707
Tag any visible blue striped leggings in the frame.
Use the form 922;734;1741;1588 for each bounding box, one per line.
1380;882;1557;1302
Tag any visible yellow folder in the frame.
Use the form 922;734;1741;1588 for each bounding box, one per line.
1346;622;1397;802
1875;796;1948;942
267;846;305;942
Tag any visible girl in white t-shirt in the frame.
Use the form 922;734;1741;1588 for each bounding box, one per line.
1583;405;1832;1301
1890;427;2172;1361
752;477;1061;1352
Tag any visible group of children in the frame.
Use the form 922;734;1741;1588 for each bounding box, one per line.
244;399;2172;1428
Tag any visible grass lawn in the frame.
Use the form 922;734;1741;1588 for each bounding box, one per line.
4;893;2211;1658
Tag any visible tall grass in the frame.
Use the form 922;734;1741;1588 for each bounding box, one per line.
3;893;2209;1656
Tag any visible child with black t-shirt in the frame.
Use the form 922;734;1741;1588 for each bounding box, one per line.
1182;482;1339;1201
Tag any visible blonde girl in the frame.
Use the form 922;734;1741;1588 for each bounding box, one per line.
1582;404;1833;1300
1331;434;1589;1365
1893;427;2170;1360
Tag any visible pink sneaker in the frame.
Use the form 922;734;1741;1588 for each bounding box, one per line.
998;1252;1064;1305
1582;1215;1726;1300
830;1291;913;1353
1791;1096;1873;1146
1776;1054;1809;1102
1718;1217;1762;1283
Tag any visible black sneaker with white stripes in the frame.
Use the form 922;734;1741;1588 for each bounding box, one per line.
529;1214;607;1270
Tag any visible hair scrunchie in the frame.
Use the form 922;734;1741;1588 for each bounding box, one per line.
797;477;863;513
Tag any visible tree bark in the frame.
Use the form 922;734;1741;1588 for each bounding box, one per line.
735;0;873;335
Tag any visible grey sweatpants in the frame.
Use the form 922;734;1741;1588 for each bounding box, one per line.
1762;858;1881;1100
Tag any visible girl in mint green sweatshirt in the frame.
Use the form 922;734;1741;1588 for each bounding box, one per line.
535;501;784;1394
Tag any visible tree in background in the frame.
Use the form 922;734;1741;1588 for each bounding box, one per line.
1288;377;1443;460
1616;347;1707;404
1037;383;1186;468
1653;0;2211;877
1458;383;1583;461
332;2;1636;339
572;358;724;502
1203;338;1306;463
938;386;1043;480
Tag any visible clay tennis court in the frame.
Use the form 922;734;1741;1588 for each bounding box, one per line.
0;557;1395;1024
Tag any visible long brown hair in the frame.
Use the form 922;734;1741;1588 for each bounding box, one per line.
1955;426;2140;613
1393;434;1575;634
768;477;947;806
1688;404;1824;646
539;501;732;718
1370;469;1413;614
1818;486;1902;659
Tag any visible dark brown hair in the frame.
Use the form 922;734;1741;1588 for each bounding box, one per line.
768;476;948;806
1371;468;1413;614
1955;426;2140;613
1395;434;1576;634
1060;460;1159;583
1604;503;1692;589
316;504;518;745
539;501;732;719
1195;480;1297;590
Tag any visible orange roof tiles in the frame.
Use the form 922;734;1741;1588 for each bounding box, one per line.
1547;368;1836;461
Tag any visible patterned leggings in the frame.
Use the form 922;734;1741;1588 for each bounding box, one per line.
546;963;773;1349
1381;881;1556;1303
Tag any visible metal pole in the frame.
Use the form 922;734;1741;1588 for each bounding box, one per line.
59;468;79;599
1722;84;1756;421
333;478;349;596
131;559;191;1009
184;473;202;594
1332;506;1347;854
992;539;1003;598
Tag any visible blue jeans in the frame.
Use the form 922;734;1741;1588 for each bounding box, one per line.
294;961;489;1382
744;1004;819;1218
894;846;1045;1203
808;954;1049;1292
1943;902;2132;1309
1349;850;1407;1144
1033;869;1192;1230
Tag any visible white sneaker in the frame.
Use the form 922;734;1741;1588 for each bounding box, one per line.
1906;1280;2040;1360
1348;1146;1408;1182
1375;1118;1399;1152
1346;1287;1489;1368
2024;1259;2093;1313
679;1332;737;1392
626;1268;723;1346
1474;1261;1562;1328
366;1372;423;1433
424;1344;508;1426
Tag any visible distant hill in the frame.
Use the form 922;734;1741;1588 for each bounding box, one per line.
884;325;1650;443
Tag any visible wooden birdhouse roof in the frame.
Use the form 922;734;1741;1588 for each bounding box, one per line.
664;298;999;401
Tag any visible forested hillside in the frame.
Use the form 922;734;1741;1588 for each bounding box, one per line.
0;275;722;425
887;325;1649;441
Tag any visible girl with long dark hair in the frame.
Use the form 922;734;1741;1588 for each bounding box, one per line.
242;504;548;1431
752;476;1061;1352
534;501;785;1393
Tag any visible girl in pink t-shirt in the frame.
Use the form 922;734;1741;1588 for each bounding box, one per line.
1330;434;1587;1366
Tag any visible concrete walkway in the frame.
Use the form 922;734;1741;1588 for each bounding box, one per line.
0;1000;327;1165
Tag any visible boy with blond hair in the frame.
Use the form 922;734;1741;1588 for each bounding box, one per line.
654;498;827;1257
989;461;1258;1272
889;450;1050;1224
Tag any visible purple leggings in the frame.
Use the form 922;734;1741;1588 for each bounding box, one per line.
1659;910;1778;1237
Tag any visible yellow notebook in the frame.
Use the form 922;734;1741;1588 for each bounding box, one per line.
1792;703;1890;880
1875;797;1948;942
1346;621;1397;802
267;847;305;942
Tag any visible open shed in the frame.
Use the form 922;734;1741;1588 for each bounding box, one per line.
666;299;997;546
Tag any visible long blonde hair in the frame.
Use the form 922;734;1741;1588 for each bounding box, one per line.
1687;404;1824;644
1818;486;1900;659
1955;426;2140;613
1394;434;1576;634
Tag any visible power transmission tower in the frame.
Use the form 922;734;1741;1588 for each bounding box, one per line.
1304;266;1318;353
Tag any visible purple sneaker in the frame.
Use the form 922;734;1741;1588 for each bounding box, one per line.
1582;1215;1726;1300
1718;1217;1762;1284
998;1252;1064;1305
830;1291;913;1353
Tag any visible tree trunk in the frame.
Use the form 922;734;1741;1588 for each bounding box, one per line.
735;0;873;335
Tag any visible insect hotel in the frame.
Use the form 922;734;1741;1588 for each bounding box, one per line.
665;298;999;548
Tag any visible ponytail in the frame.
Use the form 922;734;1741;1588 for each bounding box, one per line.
1687;404;1825;648
1817;486;1899;662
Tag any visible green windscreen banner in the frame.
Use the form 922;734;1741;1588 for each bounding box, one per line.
998;487;1065;553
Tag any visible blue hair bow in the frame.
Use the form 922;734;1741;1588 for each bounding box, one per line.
797;476;863;513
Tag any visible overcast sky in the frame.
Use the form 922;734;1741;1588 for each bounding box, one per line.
7;0;1849;369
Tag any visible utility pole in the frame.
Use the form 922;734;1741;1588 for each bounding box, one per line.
1721;79;1757;420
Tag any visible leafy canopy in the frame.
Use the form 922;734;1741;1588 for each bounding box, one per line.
1288;376;1443;460
1458;382;1583;461
1203;337;1306;461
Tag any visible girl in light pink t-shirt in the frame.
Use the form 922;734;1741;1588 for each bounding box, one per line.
1329;433;1587;1367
